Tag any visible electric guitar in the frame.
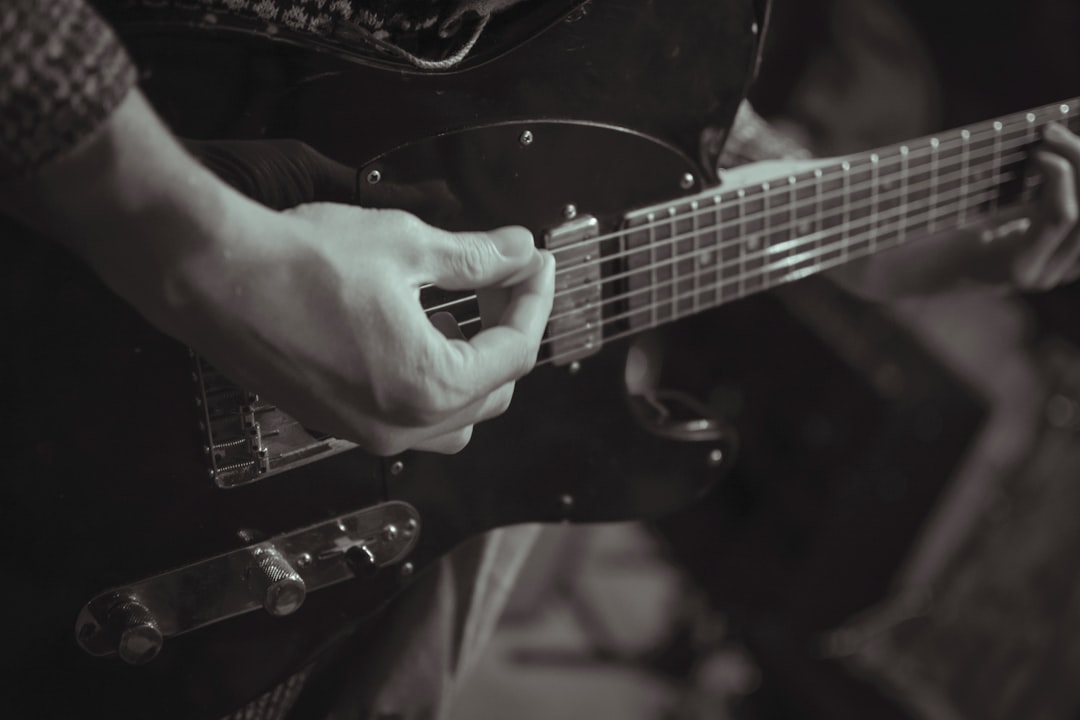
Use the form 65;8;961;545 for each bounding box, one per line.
2;0;1076;717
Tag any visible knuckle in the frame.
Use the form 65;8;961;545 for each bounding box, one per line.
448;237;495;281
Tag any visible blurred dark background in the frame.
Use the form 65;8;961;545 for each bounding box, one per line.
449;2;1080;719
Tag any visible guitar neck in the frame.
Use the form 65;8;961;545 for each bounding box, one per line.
607;97;1080;326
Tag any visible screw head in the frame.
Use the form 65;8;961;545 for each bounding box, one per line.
680;172;696;190
707;448;724;467
563;204;578;220
401;562;415;578
519;130;534;146
568;361;582;375
390;460;405;476
366;169;382;184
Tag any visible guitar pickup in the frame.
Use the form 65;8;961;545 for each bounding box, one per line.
544;215;602;365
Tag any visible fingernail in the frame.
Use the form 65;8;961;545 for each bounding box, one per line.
495;226;536;258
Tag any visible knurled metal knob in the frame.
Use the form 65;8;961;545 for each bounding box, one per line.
247;546;306;617
105;597;163;665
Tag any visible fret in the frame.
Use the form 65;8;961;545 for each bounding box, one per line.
931;136;963;230
718;194;742;304
698;196;722;309
818;164;845;266
872;146;898;250
869;153;880;254
690;200;702;312
904;144;934;238
671;205;696;319
899;145;910;244
741;186;767;295
620;212;655;332
847;160;874;258
840;161;851;264
762;179;794;286
959;129;970;225
928;138;939;233
990;121;1003;214
652;209;674;326
1021;112;1039;205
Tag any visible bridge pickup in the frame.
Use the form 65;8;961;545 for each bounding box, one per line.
544;215;602;365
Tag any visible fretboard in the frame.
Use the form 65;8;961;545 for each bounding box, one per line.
608;97;1080;335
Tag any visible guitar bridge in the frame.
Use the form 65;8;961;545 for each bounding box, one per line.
193;355;357;488
544;214;602;365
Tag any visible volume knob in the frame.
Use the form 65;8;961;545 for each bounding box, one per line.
105;597;163;665
247;546;306;617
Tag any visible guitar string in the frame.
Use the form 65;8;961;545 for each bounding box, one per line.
538;95;1077;257
449;185;1002;351
538;233;908;367
422;162;1019;320
422;103;1070;335
540;114;1049;258
535;186;1004;346
419;137;1029;318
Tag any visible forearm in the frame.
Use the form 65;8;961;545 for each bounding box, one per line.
3;89;291;333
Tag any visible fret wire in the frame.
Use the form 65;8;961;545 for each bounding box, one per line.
695;202;704;315
841;161;851;264
428;161;1022;323
430;118;1051;320
648;212;658;328
550;149;1023;284
929;137;939;233
870;153;879;255
548;127;1040;260
538;189;1001;358
539;184;1004;331
991;121;1003;214
737;188;747;298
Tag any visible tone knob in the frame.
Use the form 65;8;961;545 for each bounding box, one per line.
105;597;163;665
247;546;306;617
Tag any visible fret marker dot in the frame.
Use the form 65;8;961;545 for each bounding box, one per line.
737;189;746;198
761;182;770;191
900;146;909;155
841;161;851;171
746;236;760;250
961;129;971;140
930;137;939;148
698;251;715;267
1062;104;1071;115
993;121;1003;131
788;176;796;185
870;153;879;164
1027;113;1037;123
797;221;812;235
814;169;823;178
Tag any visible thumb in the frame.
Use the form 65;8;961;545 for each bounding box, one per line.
426;225;541;289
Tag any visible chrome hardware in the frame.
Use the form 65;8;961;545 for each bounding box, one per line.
400;562;415;578
544;214;602;365
708;448;725;466
366;169;382;184
246;546;306;617
519;129;534;146
95;596;163;666
680;172;695;190
389;460;405;476
76;501;421;663
194;356;358;488
563;203;578;220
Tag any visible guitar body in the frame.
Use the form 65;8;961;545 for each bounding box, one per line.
2;1;761;717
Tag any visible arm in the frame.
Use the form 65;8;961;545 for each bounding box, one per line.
1;6;554;456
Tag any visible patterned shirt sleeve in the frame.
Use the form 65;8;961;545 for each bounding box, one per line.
0;0;137;181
